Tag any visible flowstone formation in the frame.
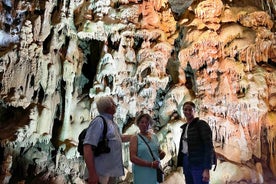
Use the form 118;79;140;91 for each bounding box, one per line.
0;0;275;183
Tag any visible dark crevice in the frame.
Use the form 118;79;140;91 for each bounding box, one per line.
30;75;35;87
81;39;104;94
184;62;197;92
37;85;45;104
0;105;30;140
51;117;63;150
108;35;120;51
133;36;143;51
32;90;37;101
42;29;54;55
51;0;62;25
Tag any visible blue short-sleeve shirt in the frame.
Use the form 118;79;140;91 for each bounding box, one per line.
83;113;124;177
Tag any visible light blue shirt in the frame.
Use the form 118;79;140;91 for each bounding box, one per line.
132;134;160;184
83;113;124;177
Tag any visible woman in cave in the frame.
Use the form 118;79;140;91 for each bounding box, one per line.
177;101;215;184
129;113;166;184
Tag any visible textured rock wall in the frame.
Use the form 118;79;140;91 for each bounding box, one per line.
0;0;275;183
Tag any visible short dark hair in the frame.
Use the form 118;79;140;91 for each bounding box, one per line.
183;101;196;109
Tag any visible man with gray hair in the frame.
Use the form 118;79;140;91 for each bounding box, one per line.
83;96;131;184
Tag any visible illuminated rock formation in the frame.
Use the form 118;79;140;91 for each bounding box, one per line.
0;0;275;183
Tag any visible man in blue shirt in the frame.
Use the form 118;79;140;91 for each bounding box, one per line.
83;96;131;184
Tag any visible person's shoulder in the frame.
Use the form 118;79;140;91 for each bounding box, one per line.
197;118;211;130
192;118;208;128
89;116;106;128
99;113;113;121
198;119;207;124
180;123;188;129
95;114;107;120
149;131;157;138
194;117;206;124
94;115;111;124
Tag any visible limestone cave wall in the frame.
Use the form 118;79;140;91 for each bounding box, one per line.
0;0;275;183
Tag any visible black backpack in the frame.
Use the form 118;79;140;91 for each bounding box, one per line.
77;115;109;156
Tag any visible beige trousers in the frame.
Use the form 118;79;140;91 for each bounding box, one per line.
99;175;109;184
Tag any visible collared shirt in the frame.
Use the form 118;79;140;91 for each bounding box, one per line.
182;123;189;154
83;113;124;177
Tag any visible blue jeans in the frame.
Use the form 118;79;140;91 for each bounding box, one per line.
182;154;209;184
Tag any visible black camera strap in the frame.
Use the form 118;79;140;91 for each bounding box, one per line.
138;134;156;161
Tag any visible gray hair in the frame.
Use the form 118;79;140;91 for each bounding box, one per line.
96;96;114;113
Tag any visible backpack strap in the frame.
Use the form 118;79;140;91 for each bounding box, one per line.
138;134;156;161
97;115;108;140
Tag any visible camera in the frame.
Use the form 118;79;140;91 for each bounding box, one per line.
93;139;110;156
